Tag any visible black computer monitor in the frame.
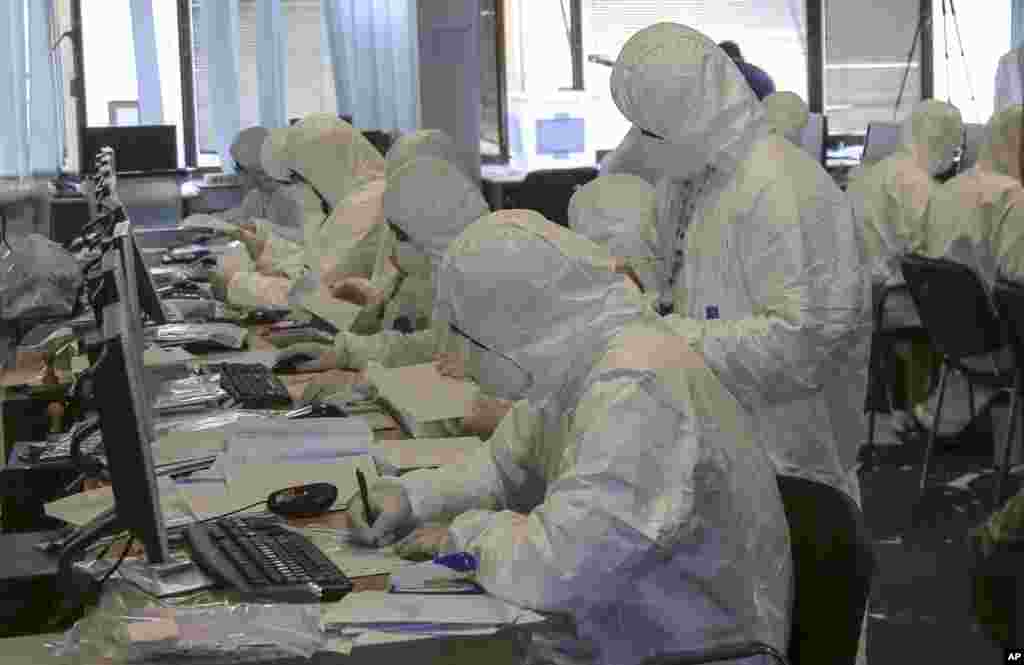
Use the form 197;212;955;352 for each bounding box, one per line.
64;232;170;566
114;221;167;326
82;125;177;174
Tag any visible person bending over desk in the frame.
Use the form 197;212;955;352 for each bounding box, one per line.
345;211;792;665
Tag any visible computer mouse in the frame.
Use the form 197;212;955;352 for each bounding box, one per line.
272;352;319;373
267;482;338;518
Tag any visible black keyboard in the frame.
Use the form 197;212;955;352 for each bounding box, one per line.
212;363;293;409
185;515;353;603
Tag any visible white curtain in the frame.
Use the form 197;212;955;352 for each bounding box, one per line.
0;0;63;177
321;0;420;132
257;0;288;128
200;0;242;173
129;0;165;125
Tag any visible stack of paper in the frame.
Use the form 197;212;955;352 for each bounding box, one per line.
367;362;479;435
45;478;193;529
371;437;483;471
321;591;546;640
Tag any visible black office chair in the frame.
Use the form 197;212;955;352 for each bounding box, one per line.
900;255;1016;504
642;476;876;665
862;279;932;468
990;277;1024;507
505;167;599;227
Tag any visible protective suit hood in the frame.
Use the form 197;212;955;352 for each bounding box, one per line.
899;99;963;176
385;130;465;180
976;104;1023;182
610;22;768;178
260;128;292;182
436;209;649;403
763;91;809;143
230;126;270;172
568;174;660;294
382;156;490;265
278;114;386;208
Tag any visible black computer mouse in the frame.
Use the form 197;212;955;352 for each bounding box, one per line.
272;352;319;373
267;482;338;518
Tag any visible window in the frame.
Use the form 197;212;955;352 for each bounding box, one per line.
480;0;508;161
824;0;921;135
190;0;337;169
580;0;808;153
108;100;140;126
80;0;186;166
930;0;1011;126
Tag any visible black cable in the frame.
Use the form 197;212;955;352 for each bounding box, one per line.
98;533;135;587
947;0;977;117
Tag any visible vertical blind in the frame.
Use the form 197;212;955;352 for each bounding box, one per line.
193;0;335;157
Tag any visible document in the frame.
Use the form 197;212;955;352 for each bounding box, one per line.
298;291;362;333
45;478;192;527
179;455;379;520
367;362;479;431
152;429;228;466
371;437;483;471
321;591;545;629
221;417;373;464
389;561;482;594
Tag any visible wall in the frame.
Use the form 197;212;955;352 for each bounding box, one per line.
417;0;481;180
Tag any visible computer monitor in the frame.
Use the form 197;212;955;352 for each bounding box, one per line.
536;115;586;158
114;220;167;326
63;232;170;567
82;125;177;174
861;121;903;166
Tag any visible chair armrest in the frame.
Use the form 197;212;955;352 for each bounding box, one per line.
640;641;790;665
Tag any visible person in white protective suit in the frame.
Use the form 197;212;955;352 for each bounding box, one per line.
275;156;515;438
219;115;387;308
566;174;661;306
326;129;472;318
183;126;305;241
845;100;963;437
611;21;871;500
762;92;810;145
347;210;792;665
916;105;1024;442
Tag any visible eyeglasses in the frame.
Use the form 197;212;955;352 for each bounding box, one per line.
290;170;331;216
449;322;489;351
640;128;665;141
387;220;411;243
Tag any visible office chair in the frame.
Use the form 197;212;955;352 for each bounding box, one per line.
642;475;875;665
900;255;1016;505
862;279;932;468
505;166;599;227
990;277;1024;507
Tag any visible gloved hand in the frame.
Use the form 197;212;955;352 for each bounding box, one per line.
238;222;268;259
329;277;385;307
348;480;418;547
393;524;456;561
275;343;338;374
461;395;513;439
300;377;353;405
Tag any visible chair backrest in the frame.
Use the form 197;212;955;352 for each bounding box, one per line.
776;475;876;665
512;166;599;227
994;278;1024;352
901;254;1007;361
861;121;903;166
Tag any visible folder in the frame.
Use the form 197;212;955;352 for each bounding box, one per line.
367;362;479;433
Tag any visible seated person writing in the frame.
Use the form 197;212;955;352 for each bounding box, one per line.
347;210;793;665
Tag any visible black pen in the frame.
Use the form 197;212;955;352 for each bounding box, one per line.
355;469;376;527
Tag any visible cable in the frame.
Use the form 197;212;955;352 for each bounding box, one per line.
98;533;135;587
947;0;978;121
941;0;951;103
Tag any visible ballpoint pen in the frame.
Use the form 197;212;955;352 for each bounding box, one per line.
355;468;377;527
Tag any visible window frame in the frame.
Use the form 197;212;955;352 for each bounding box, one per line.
481;0;511;165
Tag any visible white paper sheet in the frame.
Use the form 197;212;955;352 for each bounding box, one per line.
371;437;483;470
321;591;545;628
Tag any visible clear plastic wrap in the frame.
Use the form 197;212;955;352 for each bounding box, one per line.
152;409;275;439
46;580;325;663
151;373;227;415
145;323;248;350
162;299;231;324
0;232;83;323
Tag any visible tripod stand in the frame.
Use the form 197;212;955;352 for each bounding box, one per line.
895;0;976;121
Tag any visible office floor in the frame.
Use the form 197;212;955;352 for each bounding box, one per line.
860;402;1016;664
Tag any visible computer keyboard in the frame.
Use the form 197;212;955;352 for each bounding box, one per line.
185;515;353;603
211;362;293;409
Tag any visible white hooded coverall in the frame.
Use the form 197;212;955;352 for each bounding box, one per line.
399;209;791;665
